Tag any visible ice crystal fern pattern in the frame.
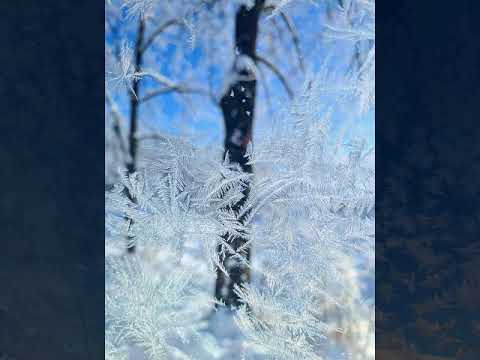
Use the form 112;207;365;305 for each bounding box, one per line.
105;0;375;359
232;74;375;360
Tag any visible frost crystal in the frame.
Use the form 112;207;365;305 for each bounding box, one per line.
105;0;375;358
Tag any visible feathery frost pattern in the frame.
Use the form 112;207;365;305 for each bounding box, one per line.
105;0;374;358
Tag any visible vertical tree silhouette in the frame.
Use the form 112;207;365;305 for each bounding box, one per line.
125;18;145;253
215;0;265;307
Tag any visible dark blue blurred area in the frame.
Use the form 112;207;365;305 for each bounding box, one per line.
377;1;480;358
0;1;104;358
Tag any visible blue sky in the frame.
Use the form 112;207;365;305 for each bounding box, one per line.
107;4;375;153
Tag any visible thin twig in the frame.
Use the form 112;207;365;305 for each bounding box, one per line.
256;62;273;114
263;4;305;74
106;90;128;156
255;54;294;99
141;19;185;53
140;85;208;103
279;11;305;73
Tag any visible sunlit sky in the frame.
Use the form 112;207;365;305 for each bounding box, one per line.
107;2;374;159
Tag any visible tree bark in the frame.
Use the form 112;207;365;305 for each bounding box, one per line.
125;18;145;253
215;0;265;307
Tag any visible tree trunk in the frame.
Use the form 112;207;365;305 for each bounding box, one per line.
215;0;264;307
126;18;145;253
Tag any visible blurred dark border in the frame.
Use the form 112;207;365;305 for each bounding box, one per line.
0;1;104;359
377;1;480;359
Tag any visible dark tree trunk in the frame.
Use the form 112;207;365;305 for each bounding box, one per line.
126;18;145;253
215;0;265;307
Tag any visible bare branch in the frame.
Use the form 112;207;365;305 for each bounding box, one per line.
141;19;185;53
106;90;128;156
136;133;168;142
138;68;218;105
263;4;305;74
140;85;209;103
255;55;294;99
256;62;273;114
271;16;284;43
279;12;305;73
